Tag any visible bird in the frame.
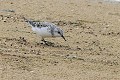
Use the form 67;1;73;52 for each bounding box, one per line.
23;17;66;44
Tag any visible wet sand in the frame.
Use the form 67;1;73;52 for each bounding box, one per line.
0;0;120;80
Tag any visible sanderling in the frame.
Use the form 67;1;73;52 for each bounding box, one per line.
23;17;66;44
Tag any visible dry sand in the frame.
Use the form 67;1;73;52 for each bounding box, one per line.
0;0;120;80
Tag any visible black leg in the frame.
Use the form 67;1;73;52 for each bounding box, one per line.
41;39;46;42
41;38;54;46
41;38;47;44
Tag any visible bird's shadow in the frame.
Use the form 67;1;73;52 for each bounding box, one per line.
36;41;70;49
41;41;55;46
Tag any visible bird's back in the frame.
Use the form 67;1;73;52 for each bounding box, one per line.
23;17;64;39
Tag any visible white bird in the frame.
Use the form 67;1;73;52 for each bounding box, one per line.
23;17;66;44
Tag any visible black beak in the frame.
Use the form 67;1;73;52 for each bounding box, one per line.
61;35;66;41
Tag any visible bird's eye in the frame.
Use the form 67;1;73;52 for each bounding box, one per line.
58;31;60;34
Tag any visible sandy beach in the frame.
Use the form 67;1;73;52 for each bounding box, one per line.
0;0;120;80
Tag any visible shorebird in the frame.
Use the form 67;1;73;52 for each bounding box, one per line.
23;17;66;44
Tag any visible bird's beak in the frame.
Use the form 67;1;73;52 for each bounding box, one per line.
61;35;66;41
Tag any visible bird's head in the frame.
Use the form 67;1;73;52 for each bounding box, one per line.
55;28;66;41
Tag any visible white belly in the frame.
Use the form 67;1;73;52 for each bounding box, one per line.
32;27;52;37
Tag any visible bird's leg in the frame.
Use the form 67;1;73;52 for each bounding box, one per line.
41;38;47;43
41;38;54;46
41;39;50;45
41;38;50;45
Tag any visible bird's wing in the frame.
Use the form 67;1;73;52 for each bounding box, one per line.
28;21;57;28
25;19;58;36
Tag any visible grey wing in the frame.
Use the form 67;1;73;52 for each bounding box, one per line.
27;21;57;36
35;22;53;28
43;22;57;36
26;20;47;28
50;26;55;36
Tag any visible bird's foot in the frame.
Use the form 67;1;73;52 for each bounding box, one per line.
41;39;54;46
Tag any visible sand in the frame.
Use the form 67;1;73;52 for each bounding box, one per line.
0;0;120;80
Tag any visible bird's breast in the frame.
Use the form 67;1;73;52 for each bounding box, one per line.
32;27;52;37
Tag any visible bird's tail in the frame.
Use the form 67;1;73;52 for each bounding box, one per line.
22;17;34;27
22;16;29;23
